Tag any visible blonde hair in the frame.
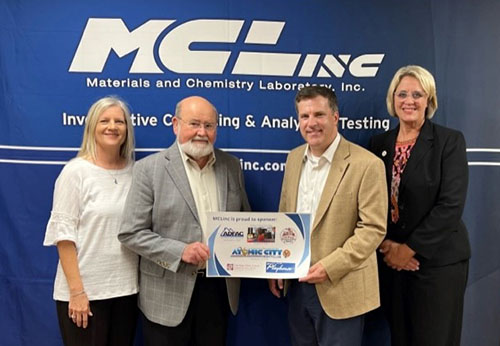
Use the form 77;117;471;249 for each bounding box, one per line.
78;96;135;162
386;65;438;119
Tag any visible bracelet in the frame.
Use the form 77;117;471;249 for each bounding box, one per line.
70;290;86;298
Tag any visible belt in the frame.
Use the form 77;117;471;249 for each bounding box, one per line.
196;269;206;277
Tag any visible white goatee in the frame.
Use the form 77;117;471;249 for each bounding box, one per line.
180;136;214;159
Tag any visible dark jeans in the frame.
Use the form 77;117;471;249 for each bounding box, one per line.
287;281;364;346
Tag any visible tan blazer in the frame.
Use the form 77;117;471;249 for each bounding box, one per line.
280;137;387;319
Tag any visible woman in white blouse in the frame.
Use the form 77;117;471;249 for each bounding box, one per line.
44;96;138;345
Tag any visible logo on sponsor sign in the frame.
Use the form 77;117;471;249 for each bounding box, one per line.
69;18;384;78
219;227;244;238
280;228;297;244
231;247;283;257
266;262;295;273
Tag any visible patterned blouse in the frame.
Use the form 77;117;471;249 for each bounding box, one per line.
391;139;417;223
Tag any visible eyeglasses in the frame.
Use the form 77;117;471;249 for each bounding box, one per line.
395;91;426;100
178;118;217;131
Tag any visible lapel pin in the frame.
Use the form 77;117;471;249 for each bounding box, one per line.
382;150;387;157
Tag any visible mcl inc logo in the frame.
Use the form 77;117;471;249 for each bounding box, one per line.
69;18;385;79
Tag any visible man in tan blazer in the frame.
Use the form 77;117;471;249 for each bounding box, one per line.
269;86;387;346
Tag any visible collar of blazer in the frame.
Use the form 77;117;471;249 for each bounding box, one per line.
399;119;434;190
382;119;434;191
162;143;229;220
286;136;351;232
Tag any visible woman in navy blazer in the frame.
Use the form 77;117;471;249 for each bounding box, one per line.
369;65;471;346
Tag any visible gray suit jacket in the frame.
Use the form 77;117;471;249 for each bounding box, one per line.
118;142;250;327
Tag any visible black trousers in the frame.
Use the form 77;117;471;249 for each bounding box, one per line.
142;274;230;346
56;294;138;346
379;259;469;346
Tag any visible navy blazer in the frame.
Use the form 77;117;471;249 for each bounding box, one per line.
369;119;471;267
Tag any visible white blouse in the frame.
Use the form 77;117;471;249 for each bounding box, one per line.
44;158;138;301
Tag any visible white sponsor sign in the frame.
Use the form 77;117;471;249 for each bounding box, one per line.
207;212;311;278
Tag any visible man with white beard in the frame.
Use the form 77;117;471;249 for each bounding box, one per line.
119;96;250;346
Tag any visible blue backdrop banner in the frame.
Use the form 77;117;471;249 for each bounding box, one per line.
1;1;498;345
